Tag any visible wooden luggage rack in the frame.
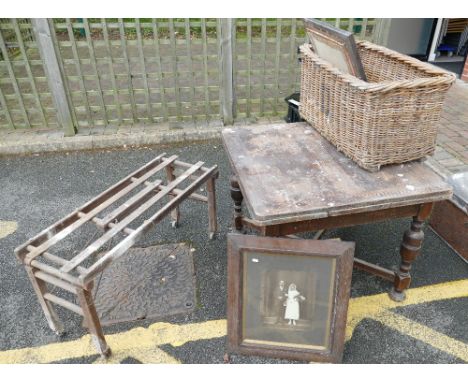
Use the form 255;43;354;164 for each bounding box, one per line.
15;153;218;357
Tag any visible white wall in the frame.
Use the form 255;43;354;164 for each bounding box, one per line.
385;18;435;56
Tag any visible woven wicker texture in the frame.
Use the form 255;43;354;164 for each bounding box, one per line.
299;41;456;171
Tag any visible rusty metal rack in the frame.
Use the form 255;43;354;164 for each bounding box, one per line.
15;153;218;357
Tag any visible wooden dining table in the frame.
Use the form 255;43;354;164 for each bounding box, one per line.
222;122;452;301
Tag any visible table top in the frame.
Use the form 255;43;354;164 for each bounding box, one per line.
222;122;452;225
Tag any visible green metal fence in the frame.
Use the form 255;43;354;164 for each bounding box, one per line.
0;18;386;134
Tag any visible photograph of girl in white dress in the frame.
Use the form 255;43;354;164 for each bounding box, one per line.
260;271;315;327
243;252;334;348
283;283;306;325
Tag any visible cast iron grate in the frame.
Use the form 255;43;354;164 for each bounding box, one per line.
91;243;196;326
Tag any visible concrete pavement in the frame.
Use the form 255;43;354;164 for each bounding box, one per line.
0;140;467;363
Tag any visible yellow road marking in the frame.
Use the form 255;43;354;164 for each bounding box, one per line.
376;310;468;362
0;221;17;240
0;280;466;363
346;279;468;341
0;320;226;364
92;347;180;364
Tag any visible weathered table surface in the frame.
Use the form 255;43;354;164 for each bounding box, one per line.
222;122;452;225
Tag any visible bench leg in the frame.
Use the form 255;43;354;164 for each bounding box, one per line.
76;284;111;357
165;164;180;228
25;265;64;335
207;177;218;239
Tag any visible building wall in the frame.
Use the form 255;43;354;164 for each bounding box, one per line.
385;18;434;57
462;55;468;82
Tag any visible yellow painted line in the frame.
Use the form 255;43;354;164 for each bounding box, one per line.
376;310;468;362
346;279;468;341
0;319;226;364
0;279;467;363
92;347;180;364
0;221;17;240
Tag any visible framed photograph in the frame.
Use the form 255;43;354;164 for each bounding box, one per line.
227;234;355;363
303;18;367;81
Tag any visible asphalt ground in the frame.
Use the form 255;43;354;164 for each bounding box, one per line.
0;139;467;364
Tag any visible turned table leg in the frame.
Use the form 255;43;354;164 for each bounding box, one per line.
390;203;433;302
230;176;244;232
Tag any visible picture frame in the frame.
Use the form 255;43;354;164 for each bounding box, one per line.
303;18;367;81
227;234;355;363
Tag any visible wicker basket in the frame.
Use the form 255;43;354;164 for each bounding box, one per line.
299;41;456;171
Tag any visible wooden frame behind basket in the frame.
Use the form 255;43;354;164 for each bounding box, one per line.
304;18;367;81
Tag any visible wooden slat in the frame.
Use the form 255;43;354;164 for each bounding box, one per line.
168;19;182;121
44;293;84;315
353;258;395;281
289;18;300;96
82;164;217;282
0;27;31;128
200;19;211;118
101;18;123;125
25;155;177;264
82;18;108;126
118;18;137;123
158;185;208;202
18;153;167;261
163;156;216;175
219;18;234;124
184;19;196;122
30;260;82;287
35;248;87;275
259;18;267;116
61;161;205;273
78;213;136;234
99;179;163;227
273;19;282;115
151;19;169;122
0;83;14;128
65;18;92;126
12;19;47;127
107;222;135;234
215;17;223;120
230;18;237;124
135;18;152;123
139;180;208;202
34;271;78;294
165;163;180;224
360;18;368;39
246;18;252;117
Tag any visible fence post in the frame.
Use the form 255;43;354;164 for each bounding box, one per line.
219;18;235;125
32;18;76;136
373;19;392;46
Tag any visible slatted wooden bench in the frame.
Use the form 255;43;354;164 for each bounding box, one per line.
15;153;218;357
